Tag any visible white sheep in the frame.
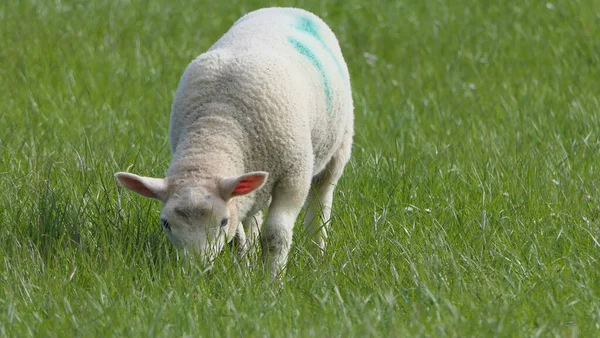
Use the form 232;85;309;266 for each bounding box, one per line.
114;7;354;278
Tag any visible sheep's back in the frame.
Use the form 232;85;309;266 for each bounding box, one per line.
170;7;352;178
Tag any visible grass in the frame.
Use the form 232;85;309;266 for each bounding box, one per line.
2;0;600;336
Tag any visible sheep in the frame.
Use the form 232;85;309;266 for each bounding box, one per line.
114;7;354;279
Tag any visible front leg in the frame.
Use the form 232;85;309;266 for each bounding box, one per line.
261;176;311;279
234;222;248;258
242;211;262;258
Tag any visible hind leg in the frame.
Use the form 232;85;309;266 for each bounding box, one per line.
304;134;352;253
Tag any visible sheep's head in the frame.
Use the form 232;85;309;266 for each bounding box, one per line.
114;171;268;265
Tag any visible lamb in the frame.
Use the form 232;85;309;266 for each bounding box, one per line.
114;7;354;279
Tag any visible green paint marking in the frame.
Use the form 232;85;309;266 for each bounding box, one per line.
288;37;333;111
294;17;346;80
288;16;351;112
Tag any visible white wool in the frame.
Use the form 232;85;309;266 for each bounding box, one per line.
116;7;354;278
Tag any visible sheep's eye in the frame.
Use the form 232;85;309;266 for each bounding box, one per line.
174;208;187;218
161;219;171;231
220;218;229;227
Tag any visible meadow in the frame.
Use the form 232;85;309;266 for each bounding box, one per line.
2;0;600;336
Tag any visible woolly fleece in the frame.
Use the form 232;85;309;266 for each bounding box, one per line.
116;7;354;278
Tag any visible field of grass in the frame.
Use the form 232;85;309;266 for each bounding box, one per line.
2;0;600;336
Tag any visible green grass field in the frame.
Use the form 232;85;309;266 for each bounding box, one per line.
2;0;600;336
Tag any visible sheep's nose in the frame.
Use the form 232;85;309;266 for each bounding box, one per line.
161;219;171;231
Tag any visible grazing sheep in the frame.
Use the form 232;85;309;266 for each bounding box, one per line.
115;7;353;278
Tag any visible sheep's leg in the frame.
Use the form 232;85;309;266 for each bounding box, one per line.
261;174;311;280
233;221;248;257
241;211;262;258
304;134;353;254
303;179;335;254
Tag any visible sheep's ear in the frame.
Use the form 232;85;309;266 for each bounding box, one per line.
114;172;167;201
220;171;268;200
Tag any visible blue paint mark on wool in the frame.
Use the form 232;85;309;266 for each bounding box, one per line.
294;16;346;80
296;16;321;40
288;37;332;112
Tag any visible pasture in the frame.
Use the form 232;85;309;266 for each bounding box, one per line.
1;0;600;336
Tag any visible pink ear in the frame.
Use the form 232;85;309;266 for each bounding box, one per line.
114;172;167;200
220;172;268;199
232;175;265;196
